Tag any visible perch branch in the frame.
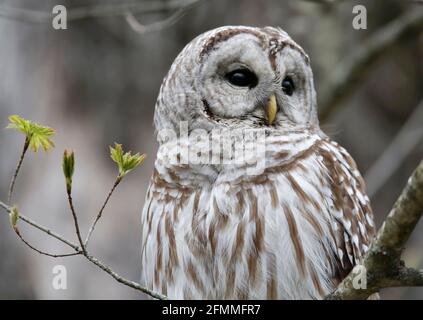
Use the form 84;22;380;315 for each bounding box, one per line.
319;8;423;122
326;160;423;299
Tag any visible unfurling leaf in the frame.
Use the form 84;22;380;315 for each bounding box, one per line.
110;143;146;178
6;115;55;152
62;150;75;193
10;206;20;230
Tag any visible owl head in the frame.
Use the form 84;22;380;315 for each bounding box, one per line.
154;26;319;140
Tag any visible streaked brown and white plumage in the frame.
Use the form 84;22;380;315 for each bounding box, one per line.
140;26;376;299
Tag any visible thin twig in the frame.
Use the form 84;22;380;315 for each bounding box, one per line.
326;160;423;299
14;228;79;258
2;124;166;299
0;199;166;299
319;8;423;122
84;254;167;300
7;137;29;204
0;200;80;251
66;190;87;255
84;176;122;247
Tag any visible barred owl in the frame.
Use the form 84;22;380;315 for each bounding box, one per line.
140;26;376;299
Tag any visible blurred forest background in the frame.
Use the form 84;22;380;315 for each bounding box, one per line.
0;0;422;299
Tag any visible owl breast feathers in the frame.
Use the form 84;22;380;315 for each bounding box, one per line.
140;26;376;299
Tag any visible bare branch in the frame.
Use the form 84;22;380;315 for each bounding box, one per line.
394;268;423;286
1;123;166;299
365;100;423;198
319;8;423;122
0;199;166;299
14;228;79;258
125;0;202;34
374;163;423;251
0;0;200;24
0;200;80;251
126;7;187;34
84;254;167;300
7;138;29;204
66;190;87;255
327;160;423;299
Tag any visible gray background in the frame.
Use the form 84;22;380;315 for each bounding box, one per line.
0;0;422;299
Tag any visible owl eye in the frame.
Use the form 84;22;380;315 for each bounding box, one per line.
225;69;258;88
282;77;295;96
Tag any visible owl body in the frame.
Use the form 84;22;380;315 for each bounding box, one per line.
140;26;375;299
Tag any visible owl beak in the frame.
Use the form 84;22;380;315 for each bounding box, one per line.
265;94;278;125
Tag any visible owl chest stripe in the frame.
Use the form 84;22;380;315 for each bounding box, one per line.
282;203;306;277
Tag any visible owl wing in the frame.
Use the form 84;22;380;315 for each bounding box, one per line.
318;140;376;282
